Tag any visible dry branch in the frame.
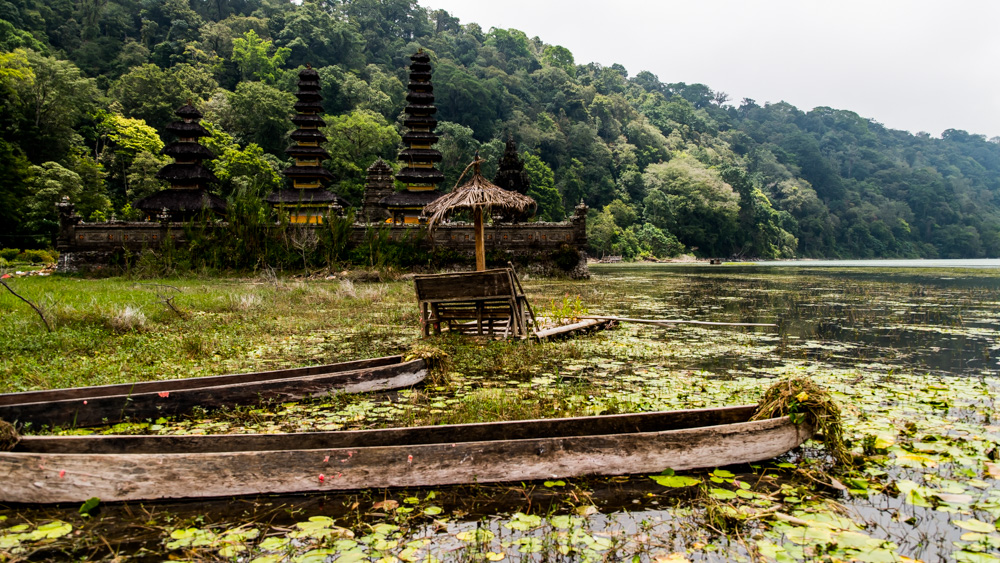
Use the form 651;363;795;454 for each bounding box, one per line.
0;278;52;332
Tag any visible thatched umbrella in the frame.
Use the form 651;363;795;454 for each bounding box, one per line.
424;155;536;271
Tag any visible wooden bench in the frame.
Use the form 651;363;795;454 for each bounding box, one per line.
413;268;531;339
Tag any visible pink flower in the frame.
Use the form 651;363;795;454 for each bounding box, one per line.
318;474;325;482
158;392;170;398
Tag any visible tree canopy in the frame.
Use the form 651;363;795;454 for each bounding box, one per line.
1;0;999;259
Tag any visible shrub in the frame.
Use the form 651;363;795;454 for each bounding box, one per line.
0;248;20;261
550;244;581;271
19;249;55;264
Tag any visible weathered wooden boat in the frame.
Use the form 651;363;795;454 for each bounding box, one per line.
0;356;427;428
0;405;813;504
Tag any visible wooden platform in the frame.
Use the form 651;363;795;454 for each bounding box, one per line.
414;268;532;339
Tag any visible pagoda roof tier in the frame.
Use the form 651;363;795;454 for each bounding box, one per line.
366;158;395;180
156;163;217;184
396;167;445;184
296;78;320;89
409;62;431;73
403;116;438;130
404;105;437;115
410;51;431;63
294;91;322;102
289;129;326;143
402;131;440;144
408;73;432;82
164;142;215;160
282;165;335;180
285;145;331;159
298;66;320;78
294;101;324;113
291;114;326;127
136;188;226;213
266;188;347;207
380;189;441;208
290;129;328;142
399;148;443;163
175;104;202;119
406;91;435;104
405;83;433;94
165;121;210;138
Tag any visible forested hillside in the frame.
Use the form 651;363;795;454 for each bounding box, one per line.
2;0;999;259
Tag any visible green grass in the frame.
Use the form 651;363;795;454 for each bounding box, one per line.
0;274;427;393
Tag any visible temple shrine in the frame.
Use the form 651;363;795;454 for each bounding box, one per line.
266;65;345;223
136;103;226;220
382;50;445;224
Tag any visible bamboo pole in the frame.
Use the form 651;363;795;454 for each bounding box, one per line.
474;207;485;271
579;315;777;328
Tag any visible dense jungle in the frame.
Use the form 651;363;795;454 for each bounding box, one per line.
1;0;1000;261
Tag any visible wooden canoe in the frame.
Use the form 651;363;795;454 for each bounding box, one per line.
0;405;813;504
0;356;427;428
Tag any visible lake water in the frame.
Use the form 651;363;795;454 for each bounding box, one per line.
589;262;1000;379
746;259;1000;268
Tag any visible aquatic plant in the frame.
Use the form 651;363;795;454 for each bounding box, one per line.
752;377;851;466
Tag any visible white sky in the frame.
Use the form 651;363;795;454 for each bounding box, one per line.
425;0;1000;139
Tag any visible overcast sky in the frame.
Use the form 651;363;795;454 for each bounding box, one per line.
425;0;1000;139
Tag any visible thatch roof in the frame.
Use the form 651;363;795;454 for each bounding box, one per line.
396;167;445;184
399;148;443;163
135;188;227;213
423;158;536;229
294;101;324;113
381;190;442;208
175;104;202;119
165;121;210;138
283;165;335;180
164;142;215;160
403;131;439;144
291;114;326;127
285;145;331;159
156;163;217;184
265;188;348;207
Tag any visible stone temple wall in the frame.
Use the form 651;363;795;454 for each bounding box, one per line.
55;202;590;277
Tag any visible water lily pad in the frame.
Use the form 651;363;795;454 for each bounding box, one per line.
954;519;997;534
650;474;701;488
708;488;737;500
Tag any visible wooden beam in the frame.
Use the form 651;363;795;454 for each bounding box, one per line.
474;207;485;271
579;315;777;328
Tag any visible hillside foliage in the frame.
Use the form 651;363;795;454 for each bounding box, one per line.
1;0;999;259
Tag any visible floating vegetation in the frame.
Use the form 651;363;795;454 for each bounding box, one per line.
2;265;1000;561
0;419;18;451
752;377;851;466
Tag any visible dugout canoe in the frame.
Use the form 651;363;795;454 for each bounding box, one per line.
0;356;427;428
0;405;813;504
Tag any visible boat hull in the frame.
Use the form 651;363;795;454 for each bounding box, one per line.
0;356;426;428
0;406;812;504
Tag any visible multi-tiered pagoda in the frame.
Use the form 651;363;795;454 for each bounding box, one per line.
361;158;394;223
383;50;444;224
267;65;344;224
136;103;226;220
493;138;531;195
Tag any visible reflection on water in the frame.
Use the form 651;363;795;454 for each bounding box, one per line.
592;264;1000;378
